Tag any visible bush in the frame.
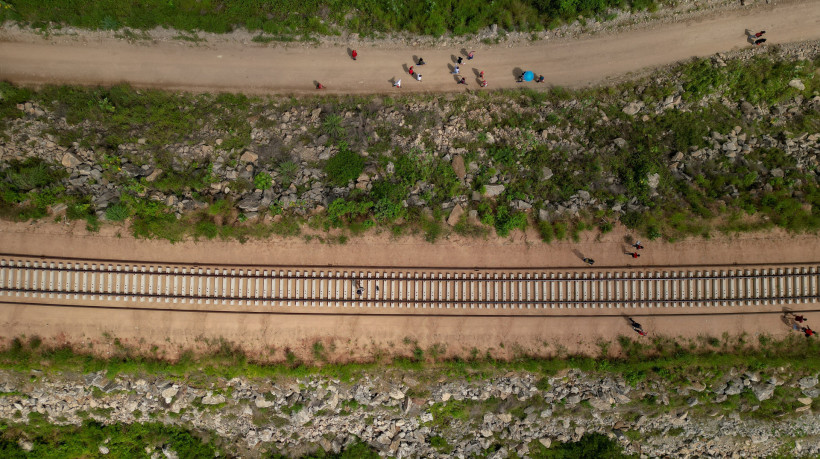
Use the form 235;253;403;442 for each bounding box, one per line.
253;172;273;190
324;146;365;186
104;202;130;221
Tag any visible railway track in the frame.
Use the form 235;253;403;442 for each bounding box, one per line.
0;256;818;313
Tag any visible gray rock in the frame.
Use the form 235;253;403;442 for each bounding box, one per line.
483;184;505;198
770;168;784;178
99;446;110;455
613;138;627;149
201;393;226;405
622;101;644;116
61;153;81;168
752;384;775;402
542;167;553;180
452;155;466;180
145;168;162;182
446;204;464;226
538;209;549;221
799;377;818;390
240;151;258;163
647;173;660;190
789;79;806;91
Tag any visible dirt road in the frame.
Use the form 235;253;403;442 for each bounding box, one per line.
1;0;818;94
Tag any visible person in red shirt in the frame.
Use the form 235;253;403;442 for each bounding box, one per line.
351;49;358;60
629;252;640;258
794;315;806;323
316;82;325;90
409;66;414;76
803;327;814;337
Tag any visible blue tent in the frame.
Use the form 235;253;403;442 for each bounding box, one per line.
523;71;534;82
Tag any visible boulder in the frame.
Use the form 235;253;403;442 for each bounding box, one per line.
61;153;81;168
798;376;818;389
483;184;505;198
240;151;259;163
752;384;775;401
452;155;466;180
622;101;644;116
145;168;163;182
99;446;109;455
789;79;806;91
446;204;464;226
201;393;226;405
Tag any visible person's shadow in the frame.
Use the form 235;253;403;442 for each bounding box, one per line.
312;80;321;89
346;47;354;58
451;54;458;63
448;63;456;73
472;68;481;77
412;55;420;65
744;30;756;45
572;249;585;261
513;67;523;81
402;63;409;74
460;47;468;57
454;75;464;84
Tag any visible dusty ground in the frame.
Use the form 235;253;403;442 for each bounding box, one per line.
0;219;818;361
0;0;818;94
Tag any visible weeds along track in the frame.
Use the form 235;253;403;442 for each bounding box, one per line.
0;256;818;316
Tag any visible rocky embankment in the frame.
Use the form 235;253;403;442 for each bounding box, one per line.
0;44;818;236
2;367;820;458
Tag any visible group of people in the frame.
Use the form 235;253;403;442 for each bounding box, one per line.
581;240;644;265
320;49;490;90
787;312;813;337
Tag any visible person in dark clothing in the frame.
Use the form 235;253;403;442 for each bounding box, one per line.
582;258;595;266
417;57;425;65
458;77;467;85
628;252;640;258
629;318;646;336
457;56;463;65
754;38;767;46
795;315;807;323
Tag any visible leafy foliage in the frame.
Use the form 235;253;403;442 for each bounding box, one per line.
324;146;365;186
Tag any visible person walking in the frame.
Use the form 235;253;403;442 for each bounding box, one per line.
754;38;766;46
316;82;325;90
629;318;646;336
408;66;414;76
795;314;807;323
393;79;401;88
417;57;425;65
582;257;595;266
480;79;487;87
351;49;358;60
628;252;640;258
467;51;475;60
537;75;545;83
458;77;467;85
479;70;485;78
803;326;814;337
417;74;422;82
632;241;644;250
452;65;460;75
754;30;766;38
457;56;463;65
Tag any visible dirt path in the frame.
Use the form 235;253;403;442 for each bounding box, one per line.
1;0;818;94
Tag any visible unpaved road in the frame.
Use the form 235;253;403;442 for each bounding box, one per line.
1;0;819;94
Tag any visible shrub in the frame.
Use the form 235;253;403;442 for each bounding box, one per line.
324;146;365;186
253;172;273;190
105;202;130;221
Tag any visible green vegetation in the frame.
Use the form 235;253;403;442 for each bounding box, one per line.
0;54;817;242
0;0;660;38
0;417;381;458
0;419;219;458
528;433;636;458
324;146;365;186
